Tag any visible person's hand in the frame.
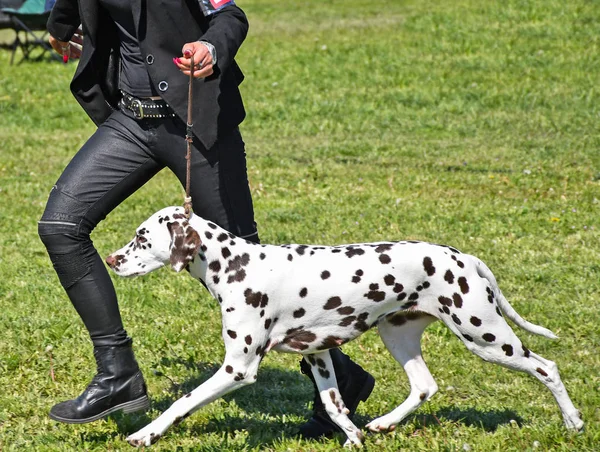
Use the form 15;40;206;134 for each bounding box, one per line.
173;42;214;78
49;28;83;63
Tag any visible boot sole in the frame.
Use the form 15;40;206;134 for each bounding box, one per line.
49;395;150;424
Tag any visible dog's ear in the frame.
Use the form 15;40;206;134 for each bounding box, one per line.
167;221;202;272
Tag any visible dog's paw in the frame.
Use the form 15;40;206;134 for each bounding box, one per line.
366;416;397;433
564;410;584;432
127;427;162;447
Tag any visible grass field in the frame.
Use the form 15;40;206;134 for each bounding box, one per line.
0;0;599;450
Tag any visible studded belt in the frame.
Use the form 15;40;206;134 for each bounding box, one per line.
119;91;176;119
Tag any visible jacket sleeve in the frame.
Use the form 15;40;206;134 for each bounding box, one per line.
199;5;248;73
46;0;81;41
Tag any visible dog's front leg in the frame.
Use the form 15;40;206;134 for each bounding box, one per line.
305;351;364;447
127;352;262;448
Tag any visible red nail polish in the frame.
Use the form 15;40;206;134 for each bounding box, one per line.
175;57;182;65
183;50;192;58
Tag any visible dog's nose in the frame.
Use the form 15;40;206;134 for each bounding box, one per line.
105;255;116;268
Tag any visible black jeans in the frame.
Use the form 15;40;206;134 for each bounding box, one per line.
38;108;258;347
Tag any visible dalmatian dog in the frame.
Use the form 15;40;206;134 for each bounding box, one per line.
106;206;583;447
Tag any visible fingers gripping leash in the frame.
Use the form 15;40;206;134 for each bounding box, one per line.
184;54;194;219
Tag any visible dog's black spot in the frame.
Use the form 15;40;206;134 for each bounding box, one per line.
324;296;342;310
227;330;237;339
438;296;453;307
402;301;417;309
339;316;356;327
379;254;391;264
496;306;503;316
483;333;496;342
444;270;454;284
384;274;396;286
288;254;293;261
318;368;331;379
283;327;317;350
213;276;220;284
536;367;548;377
321;270;331;279
453;293;463;308
225;253;250;273
393;283;404;293
299;287;308;298
222;247;231;259
234;372;244;381
346;248;365;258
244;335;252;345
225;365;233;373
317;336;346;350
205;231;213;240
470;316;482;327
397;292;407;301
264;318;272;329
462;333;474;342
316;358;326;368
307;355;317;366
208;260;221;273
375;244;392;253
217;233;228;242
227;269;246;283
337;306;355;315
408;292;419;301
260;253;266;260
244;289;269;308
364;288;386;302
354;313;370;332
423;257;436;276
502;344;514;356
522;345;530;357
293;308;306;318
296;245;308;255
458;277;469;294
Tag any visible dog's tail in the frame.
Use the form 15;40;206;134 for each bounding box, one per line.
470;255;558;339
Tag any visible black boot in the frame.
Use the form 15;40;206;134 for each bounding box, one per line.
298;348;375;439
49;342;149;424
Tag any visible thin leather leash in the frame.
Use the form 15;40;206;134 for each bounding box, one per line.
184;54;194;219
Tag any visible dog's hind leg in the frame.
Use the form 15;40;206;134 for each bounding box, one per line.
366;312;438;432
304;351;365;446
447;315;584;432
126;350;264;447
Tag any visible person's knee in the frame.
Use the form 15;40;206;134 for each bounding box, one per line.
38;187;95;288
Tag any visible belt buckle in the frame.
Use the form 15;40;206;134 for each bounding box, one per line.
131;98;144;119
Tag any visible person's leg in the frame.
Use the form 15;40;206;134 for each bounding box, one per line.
155;120;259;242
155;120;374;437
38;111;164;423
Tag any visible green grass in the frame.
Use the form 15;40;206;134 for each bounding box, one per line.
1;0;599;450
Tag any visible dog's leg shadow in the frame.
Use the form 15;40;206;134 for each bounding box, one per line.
405;407;523;433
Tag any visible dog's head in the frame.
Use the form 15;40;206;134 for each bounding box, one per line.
106;206;202;277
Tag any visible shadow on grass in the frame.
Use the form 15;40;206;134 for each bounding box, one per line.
106;357;523;448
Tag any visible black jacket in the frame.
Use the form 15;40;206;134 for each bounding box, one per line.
47;0;249;149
